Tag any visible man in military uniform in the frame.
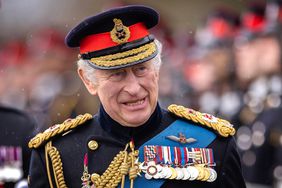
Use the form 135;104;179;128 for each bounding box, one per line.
28;5;246;188
187;7;241;121
234;1;282;187
0;106;36;188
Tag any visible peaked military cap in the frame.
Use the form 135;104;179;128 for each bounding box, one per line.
65;5;159;69
238;1;266;41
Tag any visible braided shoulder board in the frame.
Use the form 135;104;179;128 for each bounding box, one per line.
168;104;235;137
28;113;93;149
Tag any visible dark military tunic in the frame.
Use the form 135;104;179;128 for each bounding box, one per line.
240;107;282;186
232;75;282;186
29;104;246;188
0;106;36;188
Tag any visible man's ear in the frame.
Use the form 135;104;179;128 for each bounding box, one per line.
77;68;98;95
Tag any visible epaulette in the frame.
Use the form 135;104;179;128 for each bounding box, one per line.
28;113;93;149
168;104;235;137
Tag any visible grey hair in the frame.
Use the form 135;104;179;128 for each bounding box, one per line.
77;39;163;83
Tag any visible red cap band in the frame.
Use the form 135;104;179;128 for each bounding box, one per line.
209;18;233;39
243;13;265;32
79;22;149;54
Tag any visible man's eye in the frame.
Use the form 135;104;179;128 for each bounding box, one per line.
112;72;123;77
135;66;148;76
109;71;125;81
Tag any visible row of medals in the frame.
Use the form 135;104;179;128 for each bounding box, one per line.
140;161;217;182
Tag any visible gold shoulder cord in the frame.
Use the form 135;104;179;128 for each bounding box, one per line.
45;141;67;188
29;114;92;188
168;104;236;137
91;141;139;188
29;113;93;149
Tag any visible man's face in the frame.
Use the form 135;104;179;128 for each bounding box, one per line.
81;60;159;127
234;40;259;82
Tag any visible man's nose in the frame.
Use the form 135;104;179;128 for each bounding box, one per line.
123;71;141;95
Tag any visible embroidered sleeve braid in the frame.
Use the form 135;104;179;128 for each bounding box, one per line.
168;104;235;137
29;113;93;149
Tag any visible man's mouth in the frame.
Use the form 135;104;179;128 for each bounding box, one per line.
124;98;145;106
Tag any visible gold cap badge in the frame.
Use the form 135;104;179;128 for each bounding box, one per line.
110;18;130;44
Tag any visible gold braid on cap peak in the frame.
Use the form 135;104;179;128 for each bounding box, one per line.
90;42;156;67
167;104;236;137
28;113;93;149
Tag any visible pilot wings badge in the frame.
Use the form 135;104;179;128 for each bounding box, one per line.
166;133;197;144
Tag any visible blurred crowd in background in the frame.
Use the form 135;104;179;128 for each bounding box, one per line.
1;0;282;187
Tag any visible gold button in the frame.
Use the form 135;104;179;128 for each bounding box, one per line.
88;140;98;150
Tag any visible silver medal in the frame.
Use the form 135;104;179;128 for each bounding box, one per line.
175;167;184;180
187;166;199;181
182;167;191;180
207;168;217;182
159;166;167;179
164;167;172;179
